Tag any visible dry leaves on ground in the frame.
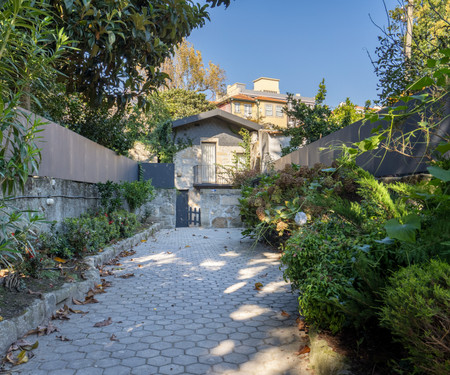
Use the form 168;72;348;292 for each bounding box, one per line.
254;282;263;291
281;310;290;317
72;295;98;305
24;322;59;338
295;345;311;356
56;336;71;342
94;317;112;327
296;317;308;332
110;334;118;341
117;273;134;279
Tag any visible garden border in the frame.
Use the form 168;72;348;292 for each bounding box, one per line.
0;222;161;355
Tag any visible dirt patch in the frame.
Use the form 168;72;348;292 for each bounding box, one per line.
0;261;88;321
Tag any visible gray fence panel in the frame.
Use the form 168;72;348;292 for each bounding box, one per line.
140;163;174;188
275;97;449;177
18;110;139;183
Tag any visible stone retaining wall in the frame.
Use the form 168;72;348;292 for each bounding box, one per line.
200;188;242;228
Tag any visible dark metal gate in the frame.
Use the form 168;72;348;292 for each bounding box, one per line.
188;207;201;226
176;190;188;227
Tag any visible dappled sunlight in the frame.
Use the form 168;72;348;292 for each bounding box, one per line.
266;326;303;346
223;281;247;294
199;259;226;271
211;339;235;356
258;280;289;295
219;250;240;257
230;304;270;321
246;257;278;266
220;342;308;375
238;265;268;280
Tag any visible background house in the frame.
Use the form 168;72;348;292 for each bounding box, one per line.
215;77;315;128
172;109;263;227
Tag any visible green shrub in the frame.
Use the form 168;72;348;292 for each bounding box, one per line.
281;218;363;333
38;210;139;258
120;179;155;212
97;181;123;213
380;260;450;375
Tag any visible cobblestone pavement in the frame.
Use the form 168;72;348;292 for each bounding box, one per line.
12;228;311;375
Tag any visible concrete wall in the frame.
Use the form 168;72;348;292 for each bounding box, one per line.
3;176;100;229
3;177;176;230
200;189;242;228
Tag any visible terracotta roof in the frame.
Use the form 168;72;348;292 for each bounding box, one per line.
256;96;287;104
230;94;257;102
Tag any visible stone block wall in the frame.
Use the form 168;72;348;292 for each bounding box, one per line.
2;177;176;231
200;188;242;228
138;188;176;228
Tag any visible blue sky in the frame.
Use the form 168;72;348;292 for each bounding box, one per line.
187;0;399;108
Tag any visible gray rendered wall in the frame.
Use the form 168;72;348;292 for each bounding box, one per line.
140;163;175;188
274;97;450;177
18;109;138;183
174;117;243;146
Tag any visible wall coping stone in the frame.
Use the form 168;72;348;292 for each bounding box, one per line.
0;222;161;355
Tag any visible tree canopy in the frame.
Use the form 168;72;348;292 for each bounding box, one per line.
159;39;226;100
45;0;229;109
371;0;449;104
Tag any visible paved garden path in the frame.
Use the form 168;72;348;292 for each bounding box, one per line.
13;228;311;375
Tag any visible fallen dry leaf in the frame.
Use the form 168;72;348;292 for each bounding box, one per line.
118;273;134;279
56;336;71;342
296;317;307;331
53;257;67;263
52;305;71;320
72;296;98;305
203;236;208;239
24;322;59;337
94;317;112;327
185;245;190;248
141;239;147;243
138;264;143;268
254;282;263;291
69;307;87;315
295;345;311;355
281;310;290;318
166;251;172;254
110;334;118;341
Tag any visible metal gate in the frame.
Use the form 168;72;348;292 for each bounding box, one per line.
176;190;189;227
188;207;201;226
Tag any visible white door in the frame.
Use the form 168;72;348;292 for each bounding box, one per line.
201;142;216;183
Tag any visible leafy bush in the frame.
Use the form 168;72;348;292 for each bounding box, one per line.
281;219;360;333
121;180;155;212
39;210;139;258
97;179;155;213
380;260;450;375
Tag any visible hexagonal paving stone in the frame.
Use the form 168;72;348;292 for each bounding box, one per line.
172;354;197;366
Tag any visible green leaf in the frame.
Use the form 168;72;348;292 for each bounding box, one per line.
426;58;436;68
384;215;421;243
407;76;434;92
435;142;450;155
427;166;450;182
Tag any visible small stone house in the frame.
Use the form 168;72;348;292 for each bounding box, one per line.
172;109;262;227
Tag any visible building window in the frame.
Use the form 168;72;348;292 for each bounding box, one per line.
244;104;252;117
234;102;240;113
276;105;283;117
265;104;273;117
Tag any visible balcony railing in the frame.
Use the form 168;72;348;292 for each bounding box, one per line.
193;165;234;187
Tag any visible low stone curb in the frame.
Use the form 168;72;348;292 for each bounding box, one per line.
0;222;161;356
